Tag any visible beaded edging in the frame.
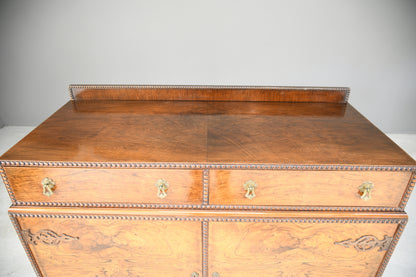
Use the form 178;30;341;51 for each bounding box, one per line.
202;221;208;277
1;160;414;171
0;164;16;204
9;212;408;224
69;84;350;91
376;222;407;276
400;171;416;210
12;201;403;212
8;214;42;277
203;169;209;205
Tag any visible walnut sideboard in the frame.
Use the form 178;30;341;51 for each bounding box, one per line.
1;85;415;277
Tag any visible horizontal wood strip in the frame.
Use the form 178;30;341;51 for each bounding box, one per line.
70;85;349;103
8;206;408;221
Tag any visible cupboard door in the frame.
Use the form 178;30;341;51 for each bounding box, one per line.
14;214;202;277
208;220;401;277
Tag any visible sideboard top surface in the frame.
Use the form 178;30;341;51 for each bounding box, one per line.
1;94;414;166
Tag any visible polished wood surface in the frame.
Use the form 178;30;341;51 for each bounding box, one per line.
1;101;414;166
209;170;412;208
2;86;415;277
70;85;349;103
10;206;407;277
16;215;202;277
209;221;399;277
5;167;203;204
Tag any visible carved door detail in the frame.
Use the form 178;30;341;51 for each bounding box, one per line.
16;216;202;277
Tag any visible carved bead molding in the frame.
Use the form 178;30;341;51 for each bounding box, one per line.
1;160;415;172
22;229;79;245
334;235;393;252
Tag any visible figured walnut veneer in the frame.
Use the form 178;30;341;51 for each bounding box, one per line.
1;85;415;277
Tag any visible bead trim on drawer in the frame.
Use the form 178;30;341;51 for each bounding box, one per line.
203;169;209;205
0;165;16;203
2;161;415;210
1;160;415;171
12;201;404;212
9;212;408;224
400;171;416;210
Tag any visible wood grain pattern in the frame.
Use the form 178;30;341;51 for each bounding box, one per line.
9;207;408;277
5;167;203;205
70;85;349;103
2;86;415;277
208;221;399;277
209;170;412;208
1;101;414;166
17;215;202;277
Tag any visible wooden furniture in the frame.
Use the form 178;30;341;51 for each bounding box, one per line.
1;85;415;277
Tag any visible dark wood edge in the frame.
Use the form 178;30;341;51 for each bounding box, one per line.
69;84;350;103
399;171;416;210
8;213;42;277
376;220;407;276
9;211;407;224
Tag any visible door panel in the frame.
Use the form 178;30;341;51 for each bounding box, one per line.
16;215;202;277
209;221;399;277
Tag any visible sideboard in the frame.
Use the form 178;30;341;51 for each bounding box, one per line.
1;85;415;277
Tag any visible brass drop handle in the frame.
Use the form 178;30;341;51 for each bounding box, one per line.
155;179;169;199
359;181;374;201
191;272;199;277
243;180;257;199
42;177;55;197
212;272;220;277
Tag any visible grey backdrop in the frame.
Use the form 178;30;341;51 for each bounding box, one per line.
0;0;415;133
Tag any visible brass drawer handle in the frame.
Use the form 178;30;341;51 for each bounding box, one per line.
191;272;199;277
243;180;257;199
212;272;220;277
41;177;55;197
155;179;169;199
359;181;374;201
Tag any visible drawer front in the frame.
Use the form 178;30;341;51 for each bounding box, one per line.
209;220;400;277
5;167;203;205
13;213;202;277
209;170;412;207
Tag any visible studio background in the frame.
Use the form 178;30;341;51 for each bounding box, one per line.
0;0;415;133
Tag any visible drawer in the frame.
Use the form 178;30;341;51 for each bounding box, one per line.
4;167;203;205
209;170;412;208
